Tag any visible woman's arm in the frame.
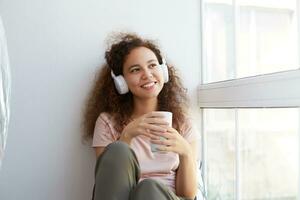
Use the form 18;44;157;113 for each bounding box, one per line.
93;112;167;157
151;127;199;199
175;140;198;199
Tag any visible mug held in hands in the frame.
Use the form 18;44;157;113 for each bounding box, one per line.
150;111;172;153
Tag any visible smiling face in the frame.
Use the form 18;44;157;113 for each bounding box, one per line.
122;46;164;100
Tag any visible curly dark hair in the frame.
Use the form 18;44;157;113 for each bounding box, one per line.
82;32;189;141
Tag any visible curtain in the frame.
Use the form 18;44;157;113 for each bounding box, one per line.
0;15;11;169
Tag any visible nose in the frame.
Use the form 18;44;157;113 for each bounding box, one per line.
142;68;153;79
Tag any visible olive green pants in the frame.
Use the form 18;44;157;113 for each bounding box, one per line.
92;141;192;200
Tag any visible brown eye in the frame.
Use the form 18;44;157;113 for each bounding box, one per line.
149;63;158;68
130;68;140;73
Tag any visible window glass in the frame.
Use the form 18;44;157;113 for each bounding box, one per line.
203;108;299;199
204;109;236;199
203;0;299;83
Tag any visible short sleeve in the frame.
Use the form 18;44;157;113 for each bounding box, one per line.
92;113;118;147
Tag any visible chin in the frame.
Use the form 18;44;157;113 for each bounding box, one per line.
141;92;160;99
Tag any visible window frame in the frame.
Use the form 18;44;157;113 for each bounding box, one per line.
199;0;300;199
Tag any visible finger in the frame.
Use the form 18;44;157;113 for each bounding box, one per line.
137;128;158;139
146;129;162;140
143;123;167;133
151;138;172;146
151;130;167;135
146;111;166;118
157;145;171;152
138;128;160;140
145;117;169;126
150;131;175;140
140;132;160;140
165;127;179;135
151;131;175;140
150;130;173;140
150;130;166;137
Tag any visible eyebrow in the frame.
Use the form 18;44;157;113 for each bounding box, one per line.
128;59;159;69
147;59;158;63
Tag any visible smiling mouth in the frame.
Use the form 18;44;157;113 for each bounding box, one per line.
141;81;157;88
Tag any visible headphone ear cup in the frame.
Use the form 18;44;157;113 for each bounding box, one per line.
111;71;129;94
161;60;169;83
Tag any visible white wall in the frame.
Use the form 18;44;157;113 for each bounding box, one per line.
0;0;201;199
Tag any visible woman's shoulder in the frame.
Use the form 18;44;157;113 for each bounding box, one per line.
97;112;114;125
97;112;122;136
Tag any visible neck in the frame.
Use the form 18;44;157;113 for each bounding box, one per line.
131;98;158;119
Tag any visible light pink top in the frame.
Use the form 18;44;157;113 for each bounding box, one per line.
92;112;200;191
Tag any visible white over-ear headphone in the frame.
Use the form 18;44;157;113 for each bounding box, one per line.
111;58;169;94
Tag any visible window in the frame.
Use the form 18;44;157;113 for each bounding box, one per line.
204;108;298;199
202;0;299;83
199;0;300;199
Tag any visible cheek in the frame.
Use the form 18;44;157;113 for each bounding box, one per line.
125;75;140;88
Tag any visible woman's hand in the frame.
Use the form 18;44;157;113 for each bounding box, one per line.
121;112;169;142
150;127;192;157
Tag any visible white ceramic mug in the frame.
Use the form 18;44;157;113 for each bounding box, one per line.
150;111;172;153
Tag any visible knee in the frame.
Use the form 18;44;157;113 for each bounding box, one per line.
106;141;131;156
94;141;140;182
107;141;130;152
96;141;133;164
137;179;158;189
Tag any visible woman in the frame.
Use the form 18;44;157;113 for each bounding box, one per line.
83;33;199;200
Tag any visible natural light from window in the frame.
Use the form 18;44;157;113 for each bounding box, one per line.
200;0;300;199
202;0;299;83
204;108;299;200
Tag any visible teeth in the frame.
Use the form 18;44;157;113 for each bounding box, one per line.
142;82;155;88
